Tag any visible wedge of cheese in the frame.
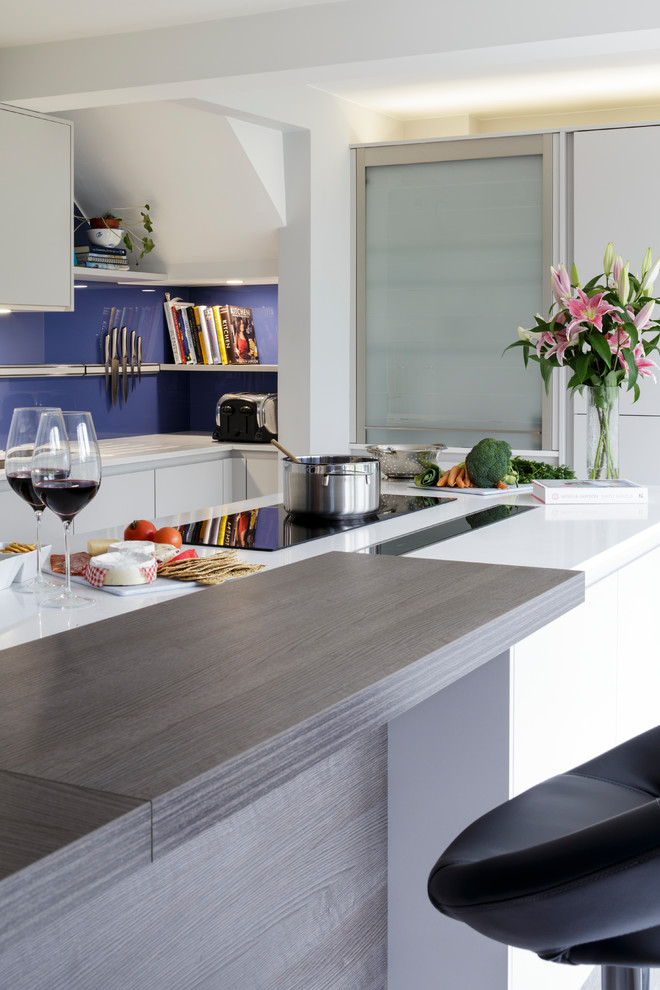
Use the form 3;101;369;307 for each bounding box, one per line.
87;538;116;557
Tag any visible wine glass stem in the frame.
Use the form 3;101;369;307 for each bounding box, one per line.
63;519;72;595
34;508;43;578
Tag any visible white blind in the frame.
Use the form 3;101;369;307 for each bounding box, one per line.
364;153;544;449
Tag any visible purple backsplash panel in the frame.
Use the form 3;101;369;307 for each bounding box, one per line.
0;283;278;444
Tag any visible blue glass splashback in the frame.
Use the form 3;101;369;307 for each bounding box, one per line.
0;282;278;447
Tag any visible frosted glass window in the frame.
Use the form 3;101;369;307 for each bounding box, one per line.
363;154;544;449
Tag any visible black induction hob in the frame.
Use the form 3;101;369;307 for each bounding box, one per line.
178;492;455;552
360;503;536;556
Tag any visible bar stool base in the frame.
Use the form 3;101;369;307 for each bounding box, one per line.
602;966;650;990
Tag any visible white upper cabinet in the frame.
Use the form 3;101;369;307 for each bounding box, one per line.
0;104;73;311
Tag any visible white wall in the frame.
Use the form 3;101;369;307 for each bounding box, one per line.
572;124;660;484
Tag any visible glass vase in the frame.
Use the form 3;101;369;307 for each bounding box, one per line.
585;385;619;480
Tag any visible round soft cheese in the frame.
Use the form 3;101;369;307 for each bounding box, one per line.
109;540;156;555
84;550;157;587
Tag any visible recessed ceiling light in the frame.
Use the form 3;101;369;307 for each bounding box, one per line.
0;308;12;314
141;288;156;292
226;279;244;285
74;283;87;289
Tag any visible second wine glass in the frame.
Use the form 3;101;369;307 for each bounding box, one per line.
32;410;102;610
5;406;62;594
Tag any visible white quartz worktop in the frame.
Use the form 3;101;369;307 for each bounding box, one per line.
0;479;657;653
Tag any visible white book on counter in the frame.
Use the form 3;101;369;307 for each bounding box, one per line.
532;479;648;504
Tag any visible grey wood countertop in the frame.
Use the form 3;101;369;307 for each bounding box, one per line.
0;550;584;947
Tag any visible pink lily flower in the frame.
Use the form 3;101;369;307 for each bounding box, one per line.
606;329;631;371
567;288;619;331
551;264;572;306
634;343;658;382
629;300;657;331
538;328;573;365
612;255;624;284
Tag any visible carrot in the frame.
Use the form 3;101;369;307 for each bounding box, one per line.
447;462;462;487
436;470;450;487
455;470;465;488
464;469;473;487
496;480;508;489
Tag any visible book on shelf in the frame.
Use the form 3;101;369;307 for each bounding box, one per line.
192;306;210;364
532;479;648;504
212;306;229;364
163;293;186;364
225;305;260;365
75;254;129;265
75;245;128;257
202;307;222;364
76;260;130;270
176;304;201;364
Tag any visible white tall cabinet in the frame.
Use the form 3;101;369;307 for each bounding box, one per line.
572;124;660;483
0;104;73;311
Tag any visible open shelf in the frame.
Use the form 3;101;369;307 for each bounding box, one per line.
160;364;277;372
73;268;168;284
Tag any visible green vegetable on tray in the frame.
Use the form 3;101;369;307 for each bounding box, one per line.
414;463;441;487
465;439;515;489
509;457;576;484
411;438;577;489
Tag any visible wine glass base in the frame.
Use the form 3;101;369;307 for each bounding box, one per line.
40;590;96;610
14;574;61;595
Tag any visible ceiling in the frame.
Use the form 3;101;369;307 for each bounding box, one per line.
5;0;660;122
0;0;349;48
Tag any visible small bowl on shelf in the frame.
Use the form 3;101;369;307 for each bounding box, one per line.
87;226;125;249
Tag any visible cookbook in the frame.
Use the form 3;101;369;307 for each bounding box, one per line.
532;479;648;504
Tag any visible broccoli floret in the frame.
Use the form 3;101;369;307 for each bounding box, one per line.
465;438;512;489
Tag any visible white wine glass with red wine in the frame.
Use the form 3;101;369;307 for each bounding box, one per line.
31;410;102;610
5;406;62;594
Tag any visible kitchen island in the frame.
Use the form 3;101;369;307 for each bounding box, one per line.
0;482;658;990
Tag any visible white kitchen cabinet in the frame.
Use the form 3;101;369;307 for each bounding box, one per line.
154;459;231;517
0;488;63;546
616;544;660;743
0;104;73;311
245;449;279;499
227;450;279;502
72;470;155;536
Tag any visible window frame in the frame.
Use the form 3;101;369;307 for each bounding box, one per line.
353;132;565;456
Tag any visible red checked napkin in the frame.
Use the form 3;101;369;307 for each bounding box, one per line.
83;552;158;589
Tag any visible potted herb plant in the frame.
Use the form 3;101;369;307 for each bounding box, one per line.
75;204;155;262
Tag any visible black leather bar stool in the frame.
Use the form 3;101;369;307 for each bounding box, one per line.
428;726;660;990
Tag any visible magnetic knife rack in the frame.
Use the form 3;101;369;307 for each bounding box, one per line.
0;365;160;377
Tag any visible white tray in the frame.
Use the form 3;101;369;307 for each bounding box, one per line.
409;483;533;497
44;564;197;596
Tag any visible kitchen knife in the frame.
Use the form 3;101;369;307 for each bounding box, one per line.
130;329;136;390
111;325;119;408
137;336;142;381
121;325;129;402
104;332;110;394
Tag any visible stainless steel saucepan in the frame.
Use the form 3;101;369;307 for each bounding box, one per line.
282;454;381;519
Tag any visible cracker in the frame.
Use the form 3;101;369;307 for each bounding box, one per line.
158;550;265;585
3;542;35;554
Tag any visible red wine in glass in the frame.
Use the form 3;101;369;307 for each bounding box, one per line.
6;471;45;512
34;478;100;522
31;410;102;610
5;406;62;593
